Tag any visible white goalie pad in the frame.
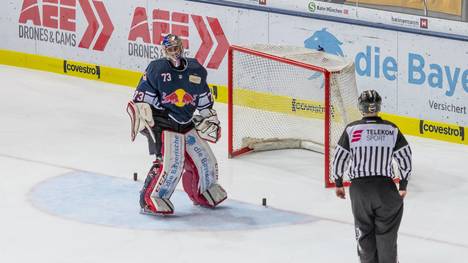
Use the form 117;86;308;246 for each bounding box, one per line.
149;198;174;214
126;101;156;142
184;129;219;194
202;184;227;207
193;109;221;143
150;131;185;199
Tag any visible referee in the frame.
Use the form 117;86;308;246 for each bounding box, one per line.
333;90;412;263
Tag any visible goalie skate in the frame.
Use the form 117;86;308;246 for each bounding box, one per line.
140;206;159;216
140;206;172;216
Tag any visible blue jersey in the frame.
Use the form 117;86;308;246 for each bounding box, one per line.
133;58;213;124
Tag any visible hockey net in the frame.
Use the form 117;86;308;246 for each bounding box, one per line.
228;44;361;187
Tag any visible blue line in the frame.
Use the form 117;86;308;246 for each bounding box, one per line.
186;0;468;42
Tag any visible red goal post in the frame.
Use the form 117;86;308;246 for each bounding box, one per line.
227;44;361;187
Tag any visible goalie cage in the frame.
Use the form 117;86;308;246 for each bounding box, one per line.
227;44;361;188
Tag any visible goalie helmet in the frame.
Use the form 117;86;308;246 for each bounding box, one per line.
162;34;184;62
358;90;382;114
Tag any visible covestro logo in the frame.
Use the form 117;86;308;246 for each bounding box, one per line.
291;98;325;114
290;98;337;120
18;0;114;51
63;60;100;79
419;120;465;142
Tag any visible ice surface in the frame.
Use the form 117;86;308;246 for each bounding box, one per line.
29;171;318;231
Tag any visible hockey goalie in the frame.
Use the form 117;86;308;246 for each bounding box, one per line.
126;34;227;215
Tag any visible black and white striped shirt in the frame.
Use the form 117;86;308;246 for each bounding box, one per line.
332;116;412;190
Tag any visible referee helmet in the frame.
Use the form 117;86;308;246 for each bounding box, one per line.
358;90;382;114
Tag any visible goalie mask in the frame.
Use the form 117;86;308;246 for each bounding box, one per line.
162;34;184;65
358;90;382;114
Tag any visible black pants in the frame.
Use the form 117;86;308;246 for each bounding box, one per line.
349;177;404;263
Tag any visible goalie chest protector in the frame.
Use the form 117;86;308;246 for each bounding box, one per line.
137;58;212;124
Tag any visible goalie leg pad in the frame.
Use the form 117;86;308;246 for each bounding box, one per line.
182;155;227;207
202;184;227;207
141;198;174;215
141;159;175;214
153;131;185;199
140;159;161;209
143;131;185;214
181;153;206;205
182;129;227;207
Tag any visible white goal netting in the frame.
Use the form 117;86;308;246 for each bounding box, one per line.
229;44;361;186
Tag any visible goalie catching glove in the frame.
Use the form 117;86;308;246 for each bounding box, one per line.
193;108;221;143
126;101;156;142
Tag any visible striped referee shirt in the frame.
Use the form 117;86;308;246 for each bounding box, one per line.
332;116;412;190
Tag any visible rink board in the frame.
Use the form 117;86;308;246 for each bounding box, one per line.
0;48;466;145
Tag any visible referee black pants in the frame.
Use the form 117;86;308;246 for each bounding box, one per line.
349;177;404;263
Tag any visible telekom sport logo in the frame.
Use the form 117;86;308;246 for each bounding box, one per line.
127;7;229;69
18;0;114;51
351;130;363;142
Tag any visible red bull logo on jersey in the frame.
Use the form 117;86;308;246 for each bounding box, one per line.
162;89;197;107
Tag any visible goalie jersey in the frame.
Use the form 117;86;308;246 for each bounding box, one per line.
133;58;214;124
